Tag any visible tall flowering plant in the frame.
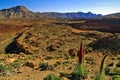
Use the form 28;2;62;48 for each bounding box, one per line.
94;54;109;80
78;42;84;64
71;41;87;80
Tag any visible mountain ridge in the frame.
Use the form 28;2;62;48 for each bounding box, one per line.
0;5;102;18
104;12;120;18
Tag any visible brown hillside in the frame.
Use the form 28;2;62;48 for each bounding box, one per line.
69;18;120;33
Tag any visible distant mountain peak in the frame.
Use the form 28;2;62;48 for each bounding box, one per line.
87;11;92;13
15;5;27;9
0;5;37;18
13;6;28;11
0;5;29;12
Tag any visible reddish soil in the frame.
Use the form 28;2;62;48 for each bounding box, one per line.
0;24;27;34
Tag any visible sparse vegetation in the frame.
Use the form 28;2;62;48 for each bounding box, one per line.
0;18;120;79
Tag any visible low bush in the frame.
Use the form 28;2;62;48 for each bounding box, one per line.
104;68;111;75
44;74;60;80
45;56;54;60
11;60;21;68
0;64;13;76
26;55;35;60
54;61;61;67
39;62;48;71
112;75;120;80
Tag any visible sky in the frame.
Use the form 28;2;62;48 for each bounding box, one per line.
0;0;120;15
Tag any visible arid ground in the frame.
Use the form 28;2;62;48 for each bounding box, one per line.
0;18;120;80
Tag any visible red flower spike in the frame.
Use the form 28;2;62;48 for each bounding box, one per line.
78;41;84;63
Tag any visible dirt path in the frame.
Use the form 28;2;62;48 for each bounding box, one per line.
70;27;93;33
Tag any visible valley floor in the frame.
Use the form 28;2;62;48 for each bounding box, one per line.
0;18;120;80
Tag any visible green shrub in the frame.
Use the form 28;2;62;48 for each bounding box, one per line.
63;54;69;59
54;61;61;67
0;64;13;76
112;75;120;80
39;62;48;70
0;64;6;71
27;55;35;60
44;74;60;80
11;60;21;68
45;56;54;60
104;68;111;75
60;72;70;77
71;63;87;80
62;61;69;65
94;72;105;80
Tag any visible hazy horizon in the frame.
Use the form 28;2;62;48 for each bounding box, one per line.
0;0;120;15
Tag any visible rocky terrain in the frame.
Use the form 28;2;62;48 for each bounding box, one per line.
0;18;120;80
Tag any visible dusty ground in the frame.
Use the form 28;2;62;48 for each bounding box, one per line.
0;52;118;80
0;19;119;80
